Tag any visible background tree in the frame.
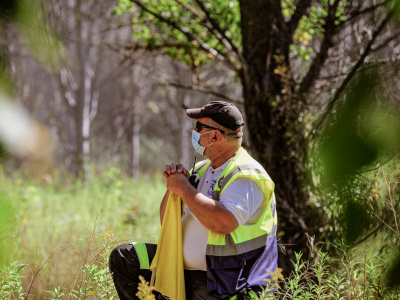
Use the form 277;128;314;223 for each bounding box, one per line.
3;0;159;178
116;0;400;271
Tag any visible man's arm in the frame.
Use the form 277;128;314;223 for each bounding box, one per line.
166;172;239;234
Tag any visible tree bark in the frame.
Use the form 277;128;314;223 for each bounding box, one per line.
239;0;319;274
73;0;97;178
131;96;141;178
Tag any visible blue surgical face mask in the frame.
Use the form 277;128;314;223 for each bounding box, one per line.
191;130;214;156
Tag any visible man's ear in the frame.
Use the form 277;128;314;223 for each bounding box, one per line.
213;130;222;141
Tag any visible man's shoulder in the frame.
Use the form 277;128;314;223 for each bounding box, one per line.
235;149;272;181
241;150;268;170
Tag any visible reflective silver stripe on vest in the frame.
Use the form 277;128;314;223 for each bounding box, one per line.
271;196;276;218
212;164;269;201
206;224;277;256
195;160;209;174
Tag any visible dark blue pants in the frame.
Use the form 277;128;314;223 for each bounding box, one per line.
109;243;224;300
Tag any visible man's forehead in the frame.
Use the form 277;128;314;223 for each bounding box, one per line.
196;117;210;124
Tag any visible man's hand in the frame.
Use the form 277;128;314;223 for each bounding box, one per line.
160;163;190;224
163;163;190;180
162;163;239;234
166;172;192;196
163;163;191;197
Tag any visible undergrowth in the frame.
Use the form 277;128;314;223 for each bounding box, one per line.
0;167;163;299
0;163;399;299
2;243;399;299
122;245;400;300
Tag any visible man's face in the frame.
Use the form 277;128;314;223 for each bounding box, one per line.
195;121;218;134
194;119;216;147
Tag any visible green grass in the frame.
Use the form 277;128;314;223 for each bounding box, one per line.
0;166;164;299
1;165;400;299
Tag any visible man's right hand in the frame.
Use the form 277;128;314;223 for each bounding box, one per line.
160;163;189;224
163;163;190;180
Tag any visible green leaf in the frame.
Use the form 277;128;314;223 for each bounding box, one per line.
117;0;241;65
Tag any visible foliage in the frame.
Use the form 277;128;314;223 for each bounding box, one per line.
2;245;400;299
0;166;164;298
116;0;241;67
64;242;117;300
291;1;348;61
0;261;27;300
116;0;351;64
258;247;400;299
316;72;400;187
310;69;400;286
136;276;155;300
0;190;13;266
16;0;65;70
0;164;399;298
45;286;66;300
385;244;400;288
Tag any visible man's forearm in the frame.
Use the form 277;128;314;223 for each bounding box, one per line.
179;185;238;234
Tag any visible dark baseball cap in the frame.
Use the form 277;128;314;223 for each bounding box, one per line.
186;101;244;131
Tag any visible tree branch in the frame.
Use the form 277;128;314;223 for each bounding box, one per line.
160;81;240;104
55;69;77;113
287;0;312;38
313;8;395;134
352;222;385;246
297;0;340;98
192;0;245;65
340;0;391;29
129;0;239;72
372;30;400;52
89;91;98;121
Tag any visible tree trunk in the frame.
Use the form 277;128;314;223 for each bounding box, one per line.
239;0;319;274
175;64;193;167
73;0;95;179
181;91;191;168
131;96;141;178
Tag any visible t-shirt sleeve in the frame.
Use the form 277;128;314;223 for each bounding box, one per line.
219;178;269;226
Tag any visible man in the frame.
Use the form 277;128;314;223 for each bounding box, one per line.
109;101;278;300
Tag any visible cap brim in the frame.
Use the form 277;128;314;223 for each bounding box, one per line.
186;108;206;119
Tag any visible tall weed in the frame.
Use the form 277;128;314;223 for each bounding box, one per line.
0;262;28;299
0;167;164;299
1;161;400;299
268;246;400;299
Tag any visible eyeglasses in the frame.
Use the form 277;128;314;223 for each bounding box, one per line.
195;121;225;134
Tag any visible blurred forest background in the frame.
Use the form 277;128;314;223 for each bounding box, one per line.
1;0;400;298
